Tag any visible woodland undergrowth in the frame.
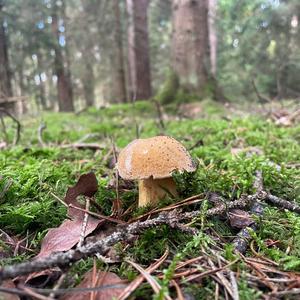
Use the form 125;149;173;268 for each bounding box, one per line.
0;100;299;299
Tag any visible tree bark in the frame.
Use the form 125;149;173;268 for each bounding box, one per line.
208;0;217;76
0;1;14;112
82;61;95;107
37;55;47;109
81;1;96;107
126;0;152;101
51;2;74;112
171;0;209;94
112;0;127;103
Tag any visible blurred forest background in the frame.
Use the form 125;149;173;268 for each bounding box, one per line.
0;0;299;114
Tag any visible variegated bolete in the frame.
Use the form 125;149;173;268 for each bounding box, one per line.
117;136;196;207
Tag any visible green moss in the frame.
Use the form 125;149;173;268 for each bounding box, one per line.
0;100;299;298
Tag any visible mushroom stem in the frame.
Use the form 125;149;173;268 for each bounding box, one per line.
138;177;178;207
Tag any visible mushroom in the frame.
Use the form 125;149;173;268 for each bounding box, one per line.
117;136;196;207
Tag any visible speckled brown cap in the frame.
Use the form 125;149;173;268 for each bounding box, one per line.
117;136;196;180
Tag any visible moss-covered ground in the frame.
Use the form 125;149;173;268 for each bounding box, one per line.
0;100;299;299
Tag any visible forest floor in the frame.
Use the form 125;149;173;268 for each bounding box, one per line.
0;100;300;299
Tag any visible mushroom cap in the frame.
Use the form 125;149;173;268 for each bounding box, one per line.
117;136;196;180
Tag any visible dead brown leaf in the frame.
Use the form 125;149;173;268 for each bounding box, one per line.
229;209;254;228
36;216;103;259
60;271;127;300
65;173;98;204
36;173;103;259
24;268;62;287
0;280;20;300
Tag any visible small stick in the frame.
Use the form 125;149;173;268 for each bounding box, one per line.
0;115;9;143
78;197;91;247
118;249;169;300
60;143;104;150
18;285;52;300
152;99;165;131
38;122;47;147
110;137;119;200
0;201;252;281
232;171;265;253
50;191;68;207
0;108;21;145
68;204;126;224
267;194;300;214
229;271;239;300
49;273;66;299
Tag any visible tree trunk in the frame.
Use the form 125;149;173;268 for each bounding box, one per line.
126;0;152;101
37;55;47;109
0;1;14;112
112;0;127;103
171;0;209;94
51;2;74;112
80;0;96;107
82;61;95;107
208;0;217;76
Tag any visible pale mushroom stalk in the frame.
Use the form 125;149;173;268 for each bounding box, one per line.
138;177;178;207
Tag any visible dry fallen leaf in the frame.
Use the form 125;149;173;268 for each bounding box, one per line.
15;268;62;290
65;172;98;218
36;173;103;259
229;209;254;228
60;271;127;300
36;218;103;259
0;280;20;300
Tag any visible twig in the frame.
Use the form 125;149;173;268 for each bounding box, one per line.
251;78;271;103
270;288;300;297
111;137;119;201
50;191;68;207
118;249;169;300
0;284;128;297
49;273;66;299
125;259;171;300
19;285;52;300
188;139;204;151
60;143;104;150
0;115;9;143
152;99;165;132
0;108;21;145
38;122;47;147
78;197;91;247
0;95;27;103
0;199;255;281
207;258;234;298
229;271;239;300
182;192;266;220
266;194;300;214
68;204;126;224
232;171;265;253
77;133;101;144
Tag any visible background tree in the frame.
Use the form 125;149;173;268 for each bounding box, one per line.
0;0;298;113
208;0;218;76
0;0;13;111
51;0;74;112
171;0;209;95
127;0;152;101
111;0;127;103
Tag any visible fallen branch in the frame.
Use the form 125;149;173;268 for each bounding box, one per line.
37;122;46;147
60;143;104;150
0;108;21;145
232;171;265;253
0;197;257;281
251;78;272;104
267;194;300;214
152;99;165;132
